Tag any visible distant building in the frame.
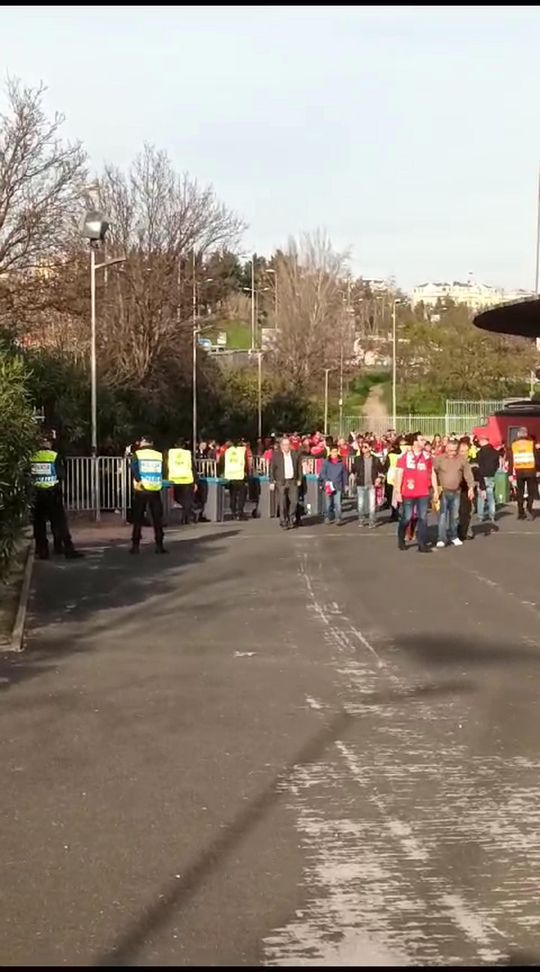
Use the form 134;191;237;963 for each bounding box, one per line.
363;278;389;294
412;280;534;311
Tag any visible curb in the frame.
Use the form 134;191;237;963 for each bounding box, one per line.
7;545;34;654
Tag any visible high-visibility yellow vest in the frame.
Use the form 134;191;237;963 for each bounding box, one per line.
224;446;246;481
168;448;193;484
386;452;399;486
512;438;536;473
134;448;163;491
31;449;59;489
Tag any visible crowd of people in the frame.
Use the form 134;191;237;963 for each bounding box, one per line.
195;426;539;550
30;426;539;559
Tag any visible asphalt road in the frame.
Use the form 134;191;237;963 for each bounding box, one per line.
1;506;540;966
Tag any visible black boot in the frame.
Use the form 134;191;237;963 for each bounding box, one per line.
65;549;84;560
155;543;168;554
129;543;140;555
397;524;407;551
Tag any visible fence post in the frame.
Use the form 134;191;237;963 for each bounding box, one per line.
121;458;128;524
92;456;101;523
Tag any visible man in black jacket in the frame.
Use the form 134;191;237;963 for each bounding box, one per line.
270;437;302;529
352;442;384;527
476;435;501;523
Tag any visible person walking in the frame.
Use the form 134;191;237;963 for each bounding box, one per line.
270;437;302;529
385;437;407;521
508;426;537;520
394;432;437;553
433;439;475;548
30;434;83;560
476;435;501;524
319;444;347;526
130;435;167;554
223;440;248;520
167;439;195;525
352;441;384;528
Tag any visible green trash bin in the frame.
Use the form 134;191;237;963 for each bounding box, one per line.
494;469;509;505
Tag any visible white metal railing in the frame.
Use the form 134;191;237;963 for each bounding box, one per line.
339;414;492;438
64;456;131;518
251;456;269;476
195;458;218;478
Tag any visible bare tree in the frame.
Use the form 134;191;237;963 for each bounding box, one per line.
0;79;86;276
20;144;246;392
271;231;354;389
87;145;245;389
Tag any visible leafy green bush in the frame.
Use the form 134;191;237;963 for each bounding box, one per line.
0;355;36;578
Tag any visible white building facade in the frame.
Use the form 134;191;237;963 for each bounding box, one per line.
412;280;534;311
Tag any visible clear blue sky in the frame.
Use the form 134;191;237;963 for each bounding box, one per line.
1;5;540;290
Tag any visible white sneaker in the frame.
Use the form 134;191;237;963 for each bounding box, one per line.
451;537;463;546
436;540;446;548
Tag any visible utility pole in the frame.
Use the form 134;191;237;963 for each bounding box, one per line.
192;250;197;455
392;299;397;427
339;341;344;438
324;368;331;436
257;351;263;439
535;164;540;294
251;252;256;351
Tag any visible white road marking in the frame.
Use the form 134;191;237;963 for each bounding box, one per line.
264;547;514;967
297;553;387;670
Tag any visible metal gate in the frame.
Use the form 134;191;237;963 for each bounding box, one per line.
64;457;131;519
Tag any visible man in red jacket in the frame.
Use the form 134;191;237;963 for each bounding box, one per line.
394;432;438;553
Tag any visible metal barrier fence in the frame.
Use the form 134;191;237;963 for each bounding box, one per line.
446;399;511;419
340;413;499;438
64;457;131;518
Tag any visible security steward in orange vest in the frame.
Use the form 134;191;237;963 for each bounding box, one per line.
130;435;167;553
508;426;537;521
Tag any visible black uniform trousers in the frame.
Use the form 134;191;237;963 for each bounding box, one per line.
33;487;74;555
173;484;194;524
131;490;164;545
516;475;537;516
229;480;247;518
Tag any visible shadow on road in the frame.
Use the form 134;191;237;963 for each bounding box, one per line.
0;529;240;693
93;669;485;967
395;632;540;668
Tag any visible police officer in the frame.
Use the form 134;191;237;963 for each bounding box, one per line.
130;435;167;553
223;439;248;520
168;439;195;525
30;434;83;560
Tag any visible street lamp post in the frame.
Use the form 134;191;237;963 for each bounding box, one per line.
391;299;404;428
192;264;214;455
81;209;126;518
392;299;397;427
324;368;331;435
251;253;256;351
339;343;344;438
265;268;278;320
257;350;264;439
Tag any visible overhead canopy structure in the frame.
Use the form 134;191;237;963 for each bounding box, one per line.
474;298;540;338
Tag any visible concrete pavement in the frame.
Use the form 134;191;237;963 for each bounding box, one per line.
1;509;540;965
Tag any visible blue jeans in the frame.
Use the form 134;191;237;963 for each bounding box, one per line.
357;485;376;525
438;489;460;542
476;477;496;520
324;490;342;522
399;497;429;547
